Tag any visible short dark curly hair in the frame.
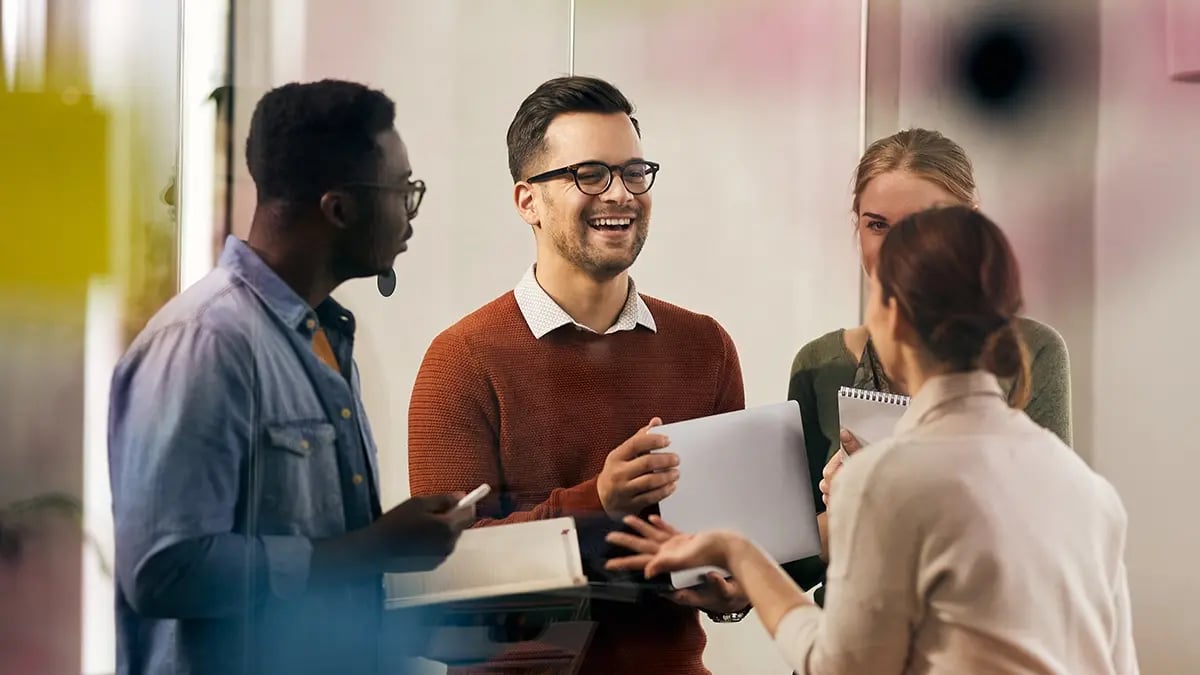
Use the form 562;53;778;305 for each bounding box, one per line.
246;79;396;205
506;76;639;182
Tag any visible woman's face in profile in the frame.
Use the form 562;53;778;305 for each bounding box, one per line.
856;170;962;275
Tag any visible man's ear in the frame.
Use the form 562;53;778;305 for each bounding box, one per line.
514;182;540;228
320;190;353;230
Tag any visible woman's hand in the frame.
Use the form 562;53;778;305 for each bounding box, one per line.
816;430;861;561
605;515;747;613
819;429;861;506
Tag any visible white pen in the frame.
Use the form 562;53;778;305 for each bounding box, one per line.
454;483;491;512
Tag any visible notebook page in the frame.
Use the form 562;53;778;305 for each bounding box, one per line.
836;386;911;449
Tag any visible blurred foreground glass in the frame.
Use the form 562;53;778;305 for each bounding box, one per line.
1;0;232;673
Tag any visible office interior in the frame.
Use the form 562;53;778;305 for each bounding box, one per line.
1;0;1198;673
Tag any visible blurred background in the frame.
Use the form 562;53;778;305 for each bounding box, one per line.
1;1;1197;673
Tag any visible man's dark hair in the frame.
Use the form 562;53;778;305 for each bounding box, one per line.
246;79;396;206
506;76;639;182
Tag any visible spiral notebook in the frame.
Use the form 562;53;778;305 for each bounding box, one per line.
836;386;912;454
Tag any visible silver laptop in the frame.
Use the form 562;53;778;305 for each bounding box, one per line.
649;400;820;588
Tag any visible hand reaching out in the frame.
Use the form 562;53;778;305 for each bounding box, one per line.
605;515;747;614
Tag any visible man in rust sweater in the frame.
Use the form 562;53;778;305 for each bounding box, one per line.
408;76;748;674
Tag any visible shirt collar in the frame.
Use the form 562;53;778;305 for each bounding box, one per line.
513;264;657;339
894;370;1007;435
218;235;356;337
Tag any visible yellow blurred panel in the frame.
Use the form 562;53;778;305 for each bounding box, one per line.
0;91;110;291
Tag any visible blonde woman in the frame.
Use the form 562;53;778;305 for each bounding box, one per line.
784;129;1073;594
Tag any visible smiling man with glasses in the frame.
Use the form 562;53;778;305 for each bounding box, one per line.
407;75;749;675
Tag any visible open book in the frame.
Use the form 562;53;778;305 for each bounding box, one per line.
385;517;588;609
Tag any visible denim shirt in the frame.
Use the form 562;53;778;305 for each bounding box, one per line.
108;237;385;675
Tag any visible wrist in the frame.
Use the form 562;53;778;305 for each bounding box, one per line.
706;604;750;623
715;531;750;569
705;535;752;623
703;590;751;619
817;511;830;562
312;529;377;584
594;478;618;519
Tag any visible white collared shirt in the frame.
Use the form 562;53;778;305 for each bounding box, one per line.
775;371;1137;675
513;264;657;339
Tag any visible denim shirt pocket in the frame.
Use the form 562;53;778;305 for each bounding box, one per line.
266;423;335;457
254;421;345;536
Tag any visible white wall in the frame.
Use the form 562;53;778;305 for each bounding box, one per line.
887;0;1100;459
572;0;863;409
1093;1;1200;672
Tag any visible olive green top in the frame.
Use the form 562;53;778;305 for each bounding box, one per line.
781;316;1073;590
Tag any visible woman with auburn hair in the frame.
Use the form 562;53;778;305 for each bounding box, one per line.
784;129;1073;595
607;206;1135;675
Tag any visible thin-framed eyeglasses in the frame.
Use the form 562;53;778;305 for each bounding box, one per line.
525;161;659;196
340;179;426;219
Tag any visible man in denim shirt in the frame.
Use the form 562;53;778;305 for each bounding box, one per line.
108;80;469;675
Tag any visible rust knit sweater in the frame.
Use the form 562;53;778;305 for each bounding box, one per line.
408;291;744;675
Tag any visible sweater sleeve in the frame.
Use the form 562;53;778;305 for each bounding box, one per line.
407;330;603;526
711;318;746;415
1023;322;1073;448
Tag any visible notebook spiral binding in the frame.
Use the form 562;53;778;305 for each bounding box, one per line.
837;386;911;407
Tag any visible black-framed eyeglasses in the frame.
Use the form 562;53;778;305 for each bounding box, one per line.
341;179;426;219
525;160;659;196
